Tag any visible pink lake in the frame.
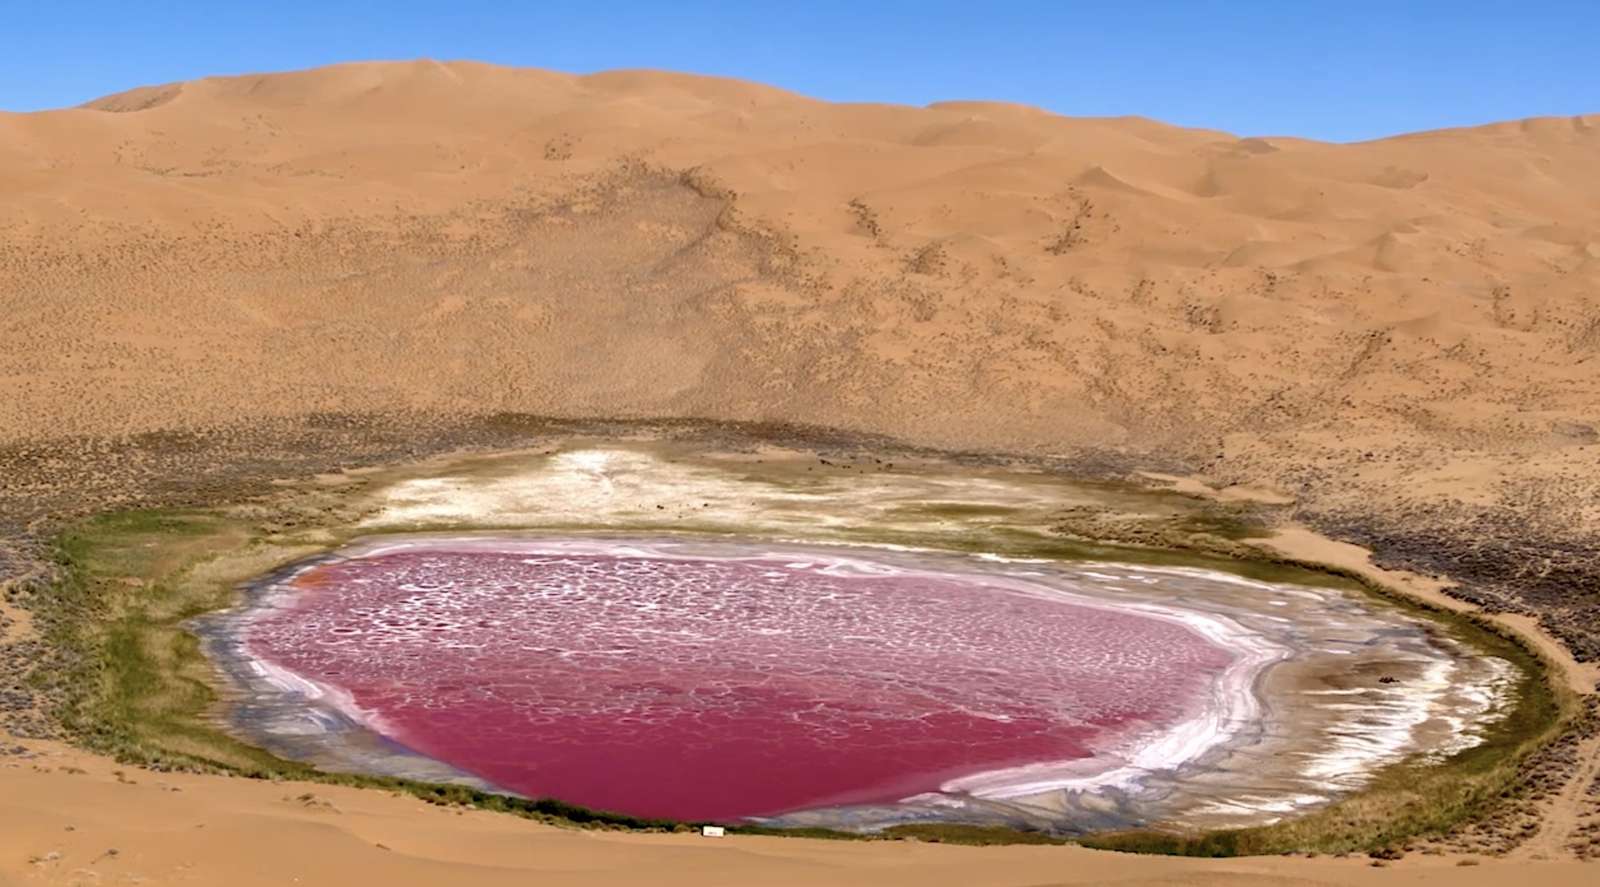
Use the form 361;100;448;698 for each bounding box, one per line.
243;542;1234;821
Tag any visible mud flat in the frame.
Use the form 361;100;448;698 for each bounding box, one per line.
164;442;1538;839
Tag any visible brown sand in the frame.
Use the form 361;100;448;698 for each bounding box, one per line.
4;64;1598;569
3;62;1597;471
1;741;1592;887
3;61;1599;882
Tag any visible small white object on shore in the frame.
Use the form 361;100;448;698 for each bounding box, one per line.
701;825;725;838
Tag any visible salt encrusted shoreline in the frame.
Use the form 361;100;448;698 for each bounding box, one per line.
195;555;494;790
197;534;1515;833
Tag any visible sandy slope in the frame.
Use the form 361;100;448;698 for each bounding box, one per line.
2;61;1596;466
1;741;1593;887
4;62;1597;647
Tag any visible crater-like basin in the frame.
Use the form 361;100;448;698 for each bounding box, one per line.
210;533;1513;830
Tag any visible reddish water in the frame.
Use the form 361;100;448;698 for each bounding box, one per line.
245;546;1232;821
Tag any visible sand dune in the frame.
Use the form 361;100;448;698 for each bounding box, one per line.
3;61;1595;461
4;57;1598;655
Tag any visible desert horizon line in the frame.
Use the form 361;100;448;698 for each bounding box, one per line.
7;56;1596;147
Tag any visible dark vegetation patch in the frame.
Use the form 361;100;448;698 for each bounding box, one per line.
881;824;1070;845
1434;694;1600;856
1311;511;1600;665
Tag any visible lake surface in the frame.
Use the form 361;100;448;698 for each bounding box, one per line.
244;538;1234;820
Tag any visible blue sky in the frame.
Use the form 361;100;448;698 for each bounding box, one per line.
2;1;1593;141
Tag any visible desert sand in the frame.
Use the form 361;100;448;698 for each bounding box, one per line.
2;740;1595;887
3;62;1598;648
1;61;1598;883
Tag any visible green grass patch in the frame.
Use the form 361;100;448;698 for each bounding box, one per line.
882;824;1070;845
